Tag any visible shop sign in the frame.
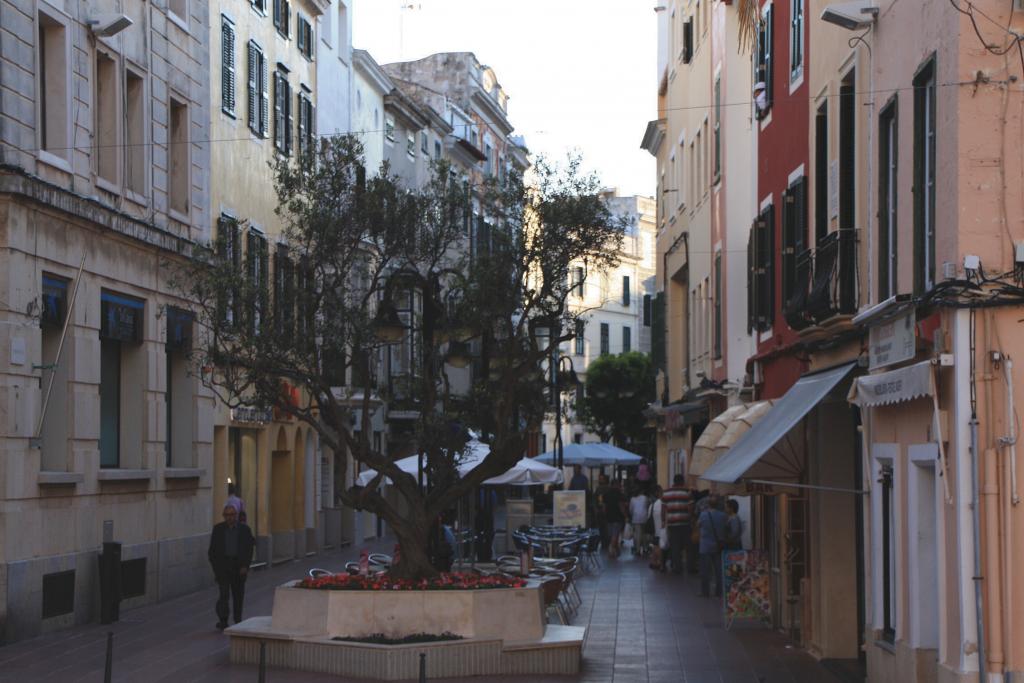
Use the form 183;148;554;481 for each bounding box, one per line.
231;407;273;425
553;490;586;528
723;549;772;629
868;309;915;371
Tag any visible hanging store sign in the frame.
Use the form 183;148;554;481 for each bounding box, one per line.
230;407;273;425
868;308;915;371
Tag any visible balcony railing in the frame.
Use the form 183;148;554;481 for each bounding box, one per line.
784;248;813;331
785;229;858;329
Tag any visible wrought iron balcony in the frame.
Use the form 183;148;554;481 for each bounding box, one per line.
784;248;814;331
807;229;858;323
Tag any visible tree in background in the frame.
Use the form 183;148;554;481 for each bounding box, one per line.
173;136;624;578
577;351;656;451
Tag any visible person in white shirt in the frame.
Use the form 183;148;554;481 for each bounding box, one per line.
649;486;666;571
628;490;649;556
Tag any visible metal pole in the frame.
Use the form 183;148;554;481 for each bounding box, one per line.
970;417;987;683
419;652;427;682
258;641;267;683
555;356;563;472
103;631;113;683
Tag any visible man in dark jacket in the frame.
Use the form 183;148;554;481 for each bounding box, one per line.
208;504;255;630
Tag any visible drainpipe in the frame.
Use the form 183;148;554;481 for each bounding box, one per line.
1001;357;1018;680
983;445;1004;675
971;416;988;683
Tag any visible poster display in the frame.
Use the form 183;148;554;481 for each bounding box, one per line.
553;490;587;528
722;549;771;629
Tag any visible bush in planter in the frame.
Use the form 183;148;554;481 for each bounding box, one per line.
297;572;525;591
331;632;464;645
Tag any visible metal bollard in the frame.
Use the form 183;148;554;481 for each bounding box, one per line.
103;632;113;683
419;652;427;682
258;641;266;683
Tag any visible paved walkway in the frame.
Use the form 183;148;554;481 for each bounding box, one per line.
0;542;846;683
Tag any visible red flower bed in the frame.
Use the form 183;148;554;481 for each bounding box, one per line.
297;572;526;591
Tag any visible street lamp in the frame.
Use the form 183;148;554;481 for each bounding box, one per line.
552;354;580;473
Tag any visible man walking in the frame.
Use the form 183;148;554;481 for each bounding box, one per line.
661;474;693;574
697;496;729;597
208;504;255;630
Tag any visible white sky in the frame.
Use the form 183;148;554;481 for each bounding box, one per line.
352;0;657;197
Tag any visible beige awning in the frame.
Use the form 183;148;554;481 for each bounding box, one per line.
688;405;746;483
848;360;934;407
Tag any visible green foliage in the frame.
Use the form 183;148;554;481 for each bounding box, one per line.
577;351;656;447
171;134;626;578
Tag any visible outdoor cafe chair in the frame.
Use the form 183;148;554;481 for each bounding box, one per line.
540;576;568;625
308;568;333;579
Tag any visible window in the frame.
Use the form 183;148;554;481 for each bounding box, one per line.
168;98;189;216
879;462;896;643
221;17;236;116
99;291;145;469
713;253;722;359
702;119;709;193
40;275;70;471
407;132;416;157
169;0;187;23
297;88;315;155
385;117;395;142
125;70;146;196
755;4;774;119
273;0;290;38
421;131;428;154
94;49;120;186
622;326;631;353
622;276;631;307
273;70;292;156
600;323;609;355
682;19;693;63
297;15;313;60
790;0;804;81
750;205;775;331
216;215;242;326
274;244;294;336
572;266;585;298
434;140;442;159
250;0;266;14
713;76;721;181
914;57;937;293
879;99;899;300
643;294;652;327
38;11;70;160
247;41;269;137
337;1;349;53
839;70;856;233
246;229;269;334
814;102;829;243
781;177;808;307
484;143;493;174
166;307;194;468
575;320;585;356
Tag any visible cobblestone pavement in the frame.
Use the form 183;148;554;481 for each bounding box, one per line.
0;541;847;683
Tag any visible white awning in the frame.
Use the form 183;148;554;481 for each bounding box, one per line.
847;360;934;407
702;363;856;484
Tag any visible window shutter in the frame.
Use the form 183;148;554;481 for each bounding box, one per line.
781;188;794;304
747;225;755;333
247;42;257;131
765;5;774;109
297;95;306;155
274;73;284;151
765;206;775;329
222;20;235;114
284;82;293;156
795;176;808;254
297;16;306;55
273;0;280;30
683;20;693;63
260;55;269;137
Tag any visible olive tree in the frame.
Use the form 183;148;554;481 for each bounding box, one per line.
175;136;624;578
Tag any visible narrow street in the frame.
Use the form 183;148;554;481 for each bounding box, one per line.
0;540;843;683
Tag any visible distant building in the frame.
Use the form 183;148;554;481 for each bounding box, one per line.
539;193;657;452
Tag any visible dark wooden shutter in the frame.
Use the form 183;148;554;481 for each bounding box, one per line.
764;5;774;109
781;187;794;305
839;74;856;231
273;72;284;151
247;42;257;131
297;94;306;155
284;81;293;156
259;54;269;137
222;19;235;114
683;20;693;63
747;226;755;333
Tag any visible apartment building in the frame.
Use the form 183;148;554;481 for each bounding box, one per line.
540;193;657;452
0;0;213;640
209;0;326;566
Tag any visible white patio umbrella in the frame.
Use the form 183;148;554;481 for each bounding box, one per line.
356;439;563;487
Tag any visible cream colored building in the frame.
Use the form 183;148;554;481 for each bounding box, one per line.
209;0;326;564
0;0;213;640
540;193;657;452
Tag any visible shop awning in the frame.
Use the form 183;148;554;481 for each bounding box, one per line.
702;362;856;484
847;360;933;407
688;405;748;481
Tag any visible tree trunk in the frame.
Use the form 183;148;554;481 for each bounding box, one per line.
387;517;439;580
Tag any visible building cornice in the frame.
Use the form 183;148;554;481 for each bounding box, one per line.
470;90;514;137
0;165;197;256
640;119;667;156
353;49;395;96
